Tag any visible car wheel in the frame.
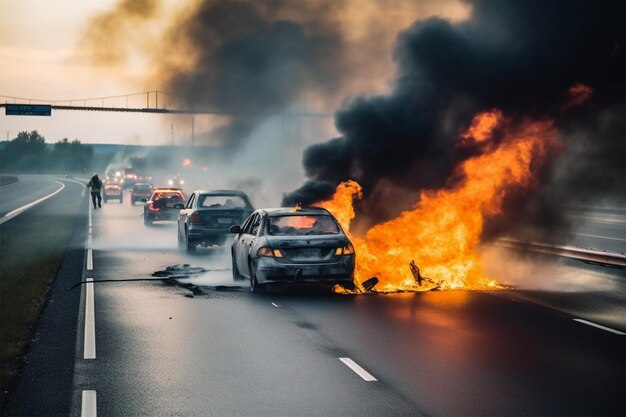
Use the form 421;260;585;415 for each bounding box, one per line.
232;251;243;281
185;231;197;253
249;260;260;292
177;228;185;250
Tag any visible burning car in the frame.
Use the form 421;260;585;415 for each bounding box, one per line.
143;188;185;226
102;184;123;203
229;207;355;291
177;190;254;253
130;183;153;205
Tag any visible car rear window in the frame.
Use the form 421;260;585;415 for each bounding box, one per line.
199;195;248;209
153;192;184;200
267;215;339;236
134;185;152;192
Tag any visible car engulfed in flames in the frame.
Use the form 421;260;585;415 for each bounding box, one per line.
314;110;561;293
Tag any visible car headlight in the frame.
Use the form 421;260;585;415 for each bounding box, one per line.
334;243;355;256
167;179;174;186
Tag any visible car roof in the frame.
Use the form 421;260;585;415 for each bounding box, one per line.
193;189;249;196
259;207;332;217
152;187;183;192
133;183;152;187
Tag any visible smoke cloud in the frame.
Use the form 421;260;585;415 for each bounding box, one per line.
283;0;625;240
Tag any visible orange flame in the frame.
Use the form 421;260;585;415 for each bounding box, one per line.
317;110;560;292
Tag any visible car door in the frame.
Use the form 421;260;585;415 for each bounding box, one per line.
234;213;254;275
179;193;195;237
242;213;262;276
237;213;259;277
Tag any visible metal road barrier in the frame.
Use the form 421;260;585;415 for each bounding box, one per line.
495;238;626;269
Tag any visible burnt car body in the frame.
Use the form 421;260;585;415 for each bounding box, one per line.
143;188;185;226
178;190;254;252
130;183;153;205
230;207;355;291
102;184;123;203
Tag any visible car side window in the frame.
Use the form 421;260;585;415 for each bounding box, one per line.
244;213;259;235
250;215;262;236
240;213;255;234
186;194;195;209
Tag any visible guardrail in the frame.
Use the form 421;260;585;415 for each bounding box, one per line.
495;238;626;269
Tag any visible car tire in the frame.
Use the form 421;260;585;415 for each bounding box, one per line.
249;260;260;292
185;231;197;253
340;281;356;291
232;251;243;281
177;228;185;250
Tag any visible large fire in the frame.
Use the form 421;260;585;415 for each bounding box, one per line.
316;110;561;292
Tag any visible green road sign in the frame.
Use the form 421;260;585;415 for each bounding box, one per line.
5;104;52;116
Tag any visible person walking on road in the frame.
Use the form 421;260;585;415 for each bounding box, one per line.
87;173;103;209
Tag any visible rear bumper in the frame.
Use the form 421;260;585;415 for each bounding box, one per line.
188;225;231;244
254;255;355;284
147;210;179;221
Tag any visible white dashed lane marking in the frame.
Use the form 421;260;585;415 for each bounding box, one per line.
81;390;97;417
339;357;378;382
573;319;625;335
84;278;96;359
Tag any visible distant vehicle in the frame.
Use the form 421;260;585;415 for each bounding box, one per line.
102;184;123;203
130;183;153;205
121;172;138;189
167;176;185;188
177;190;254;253
229;207;355;291
143;188;185;226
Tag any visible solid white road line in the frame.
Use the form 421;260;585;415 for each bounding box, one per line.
0;180;65;225
84;278;96;359
339;357;378;382
86;250;93;271
81;390;97;417
573;319;626;335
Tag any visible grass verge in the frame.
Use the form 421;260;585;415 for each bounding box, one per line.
0;208;79;394
0;176;18;187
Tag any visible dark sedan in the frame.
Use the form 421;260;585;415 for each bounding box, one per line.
143;188;185;226
130;183;153;205
178;190;254;252
230;207;355;291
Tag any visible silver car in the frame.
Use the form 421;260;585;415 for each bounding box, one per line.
230;207;355;291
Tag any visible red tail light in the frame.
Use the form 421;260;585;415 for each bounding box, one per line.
190;212;202;224
148;203;160;212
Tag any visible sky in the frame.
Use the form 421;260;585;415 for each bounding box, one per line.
0;0;187;145
0;0;469;145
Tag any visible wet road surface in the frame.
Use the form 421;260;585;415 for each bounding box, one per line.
2;179;624;416
68;193;624;416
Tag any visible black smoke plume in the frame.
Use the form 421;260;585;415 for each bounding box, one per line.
283;0;625;239
161;0;346;148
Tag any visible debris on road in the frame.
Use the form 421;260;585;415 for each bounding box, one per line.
152;264;208;279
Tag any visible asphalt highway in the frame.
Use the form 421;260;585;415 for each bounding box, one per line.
2;176;625;416
0;174;70;222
